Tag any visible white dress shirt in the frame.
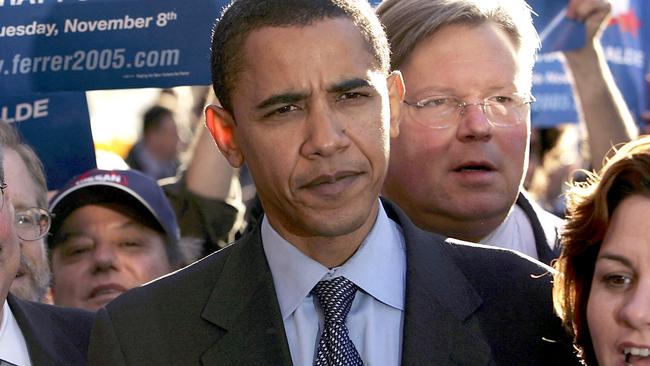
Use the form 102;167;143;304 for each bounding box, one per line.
262;201;406;365
481;204;537;259
0;300;32;366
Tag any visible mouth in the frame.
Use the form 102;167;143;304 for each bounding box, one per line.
623;346;650;365
300;171;361;196
452;161;496;173
15;265;27;279
88;283;127;301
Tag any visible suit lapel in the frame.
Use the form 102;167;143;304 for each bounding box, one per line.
382;200;493;365
199;200;493;365
199;227;293;366
7;294;86;366
516;191;560;265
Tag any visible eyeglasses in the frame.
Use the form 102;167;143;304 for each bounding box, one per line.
0;183;6;209
15;207;51;241
403;93;535;129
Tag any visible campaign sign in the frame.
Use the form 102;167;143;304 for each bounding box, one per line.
1;92;96;190
0;0;224;95
530;0;650;127
531;53;579;128
599;0;649;125
527;0;586;53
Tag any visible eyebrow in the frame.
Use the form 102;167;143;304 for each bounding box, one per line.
327;78;373;94
255;92;308;111
58;220;146;240
254;78;374;111
596;252;634;268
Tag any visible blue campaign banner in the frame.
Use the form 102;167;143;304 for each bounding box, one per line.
531;53;579;128
2;92;96;190
527;0;586;53
600;0;649;125
530;0;650;128
527;0;583;128
0;0;226;95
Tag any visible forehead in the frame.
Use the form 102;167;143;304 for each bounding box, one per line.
61;204;145;231
403;23;523;94
231;18;379;104
602;195;650;251
2;147;38;206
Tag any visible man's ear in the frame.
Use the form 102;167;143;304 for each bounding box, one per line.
387;70;405;138
205;104;244;167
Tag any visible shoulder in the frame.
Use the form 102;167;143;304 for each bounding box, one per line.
440;240;577;363
9;295;93;358
440;239;560;332
102;225;267;320
107;240;239;314
443;239;554;289
10;294;93;331
90;231;270;362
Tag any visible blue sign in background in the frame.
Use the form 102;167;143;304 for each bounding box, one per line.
0;0;228;189
0;0;222;94
3;92;96;190
529;0;649;128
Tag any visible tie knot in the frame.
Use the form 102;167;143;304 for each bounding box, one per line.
312;277;358;323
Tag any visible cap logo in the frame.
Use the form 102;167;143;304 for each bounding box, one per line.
75;173;128;187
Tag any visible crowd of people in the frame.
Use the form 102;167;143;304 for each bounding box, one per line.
0;0;647;365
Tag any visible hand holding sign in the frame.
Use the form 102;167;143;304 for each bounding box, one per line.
565;0;612;50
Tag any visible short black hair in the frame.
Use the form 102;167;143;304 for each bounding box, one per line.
142;105;173;137
210;0;390;113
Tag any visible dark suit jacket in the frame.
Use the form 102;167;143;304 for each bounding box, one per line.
516;190;563;265
89;200;577;365
7;293;93;366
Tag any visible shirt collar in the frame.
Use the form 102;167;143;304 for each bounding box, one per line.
262;200;406;320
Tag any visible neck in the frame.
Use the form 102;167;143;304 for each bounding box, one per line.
0;292;7;321
267;202;380;268
414;211;507;243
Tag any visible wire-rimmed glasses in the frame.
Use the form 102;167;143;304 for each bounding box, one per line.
15;207;51;241
403;93;535;129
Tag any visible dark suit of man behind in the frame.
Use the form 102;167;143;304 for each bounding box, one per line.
7;293;92;365
0;129;92;365
89;0;577;364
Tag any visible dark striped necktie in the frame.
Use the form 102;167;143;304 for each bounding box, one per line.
312;276;363;366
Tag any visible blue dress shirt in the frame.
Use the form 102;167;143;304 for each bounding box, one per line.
262;201;406;365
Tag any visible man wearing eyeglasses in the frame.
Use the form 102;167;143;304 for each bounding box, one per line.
0;123;93;365
378;0;636;264
0;122;52;303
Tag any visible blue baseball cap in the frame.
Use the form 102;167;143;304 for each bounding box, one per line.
48;168;180;247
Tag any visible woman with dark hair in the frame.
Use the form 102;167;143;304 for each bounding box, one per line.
554;136;650;365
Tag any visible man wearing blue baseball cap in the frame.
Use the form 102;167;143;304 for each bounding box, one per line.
48;168;184;311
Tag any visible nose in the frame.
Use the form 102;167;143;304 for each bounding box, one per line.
456;102;492;142
300;102;350;158
92;243;118;274
618;282;650;329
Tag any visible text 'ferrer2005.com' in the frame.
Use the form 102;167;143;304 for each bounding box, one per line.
0;11;188;79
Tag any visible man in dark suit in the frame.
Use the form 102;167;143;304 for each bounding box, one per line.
0;130;92;366
88;0;577;364
377;0;635;266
